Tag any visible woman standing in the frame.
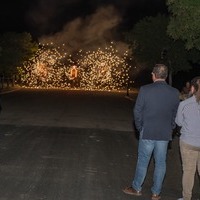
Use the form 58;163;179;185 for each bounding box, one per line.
175;76;200;200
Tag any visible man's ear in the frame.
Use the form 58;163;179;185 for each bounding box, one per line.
151;72;156;82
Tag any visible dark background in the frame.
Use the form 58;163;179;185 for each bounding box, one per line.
1;0;199;89
0;0;167;38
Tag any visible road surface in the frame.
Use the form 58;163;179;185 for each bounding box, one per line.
0;88;199;200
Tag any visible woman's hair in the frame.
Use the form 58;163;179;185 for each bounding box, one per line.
191;76;200;103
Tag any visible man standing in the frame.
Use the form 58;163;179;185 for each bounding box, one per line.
123;64;180;200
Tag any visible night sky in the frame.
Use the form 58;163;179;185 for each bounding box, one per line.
0;0;167;40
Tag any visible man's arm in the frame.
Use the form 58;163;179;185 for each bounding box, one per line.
133;87;144;132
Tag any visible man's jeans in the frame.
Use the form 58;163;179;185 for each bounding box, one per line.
132;139;169;195
180;140;200;200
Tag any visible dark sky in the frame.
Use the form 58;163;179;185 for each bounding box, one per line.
0;0;167;37
0;0;168;54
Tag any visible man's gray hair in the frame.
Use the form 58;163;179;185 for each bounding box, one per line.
152;64;168;79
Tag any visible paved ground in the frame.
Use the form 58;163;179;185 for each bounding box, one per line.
0;88;135;132
0;88;199;200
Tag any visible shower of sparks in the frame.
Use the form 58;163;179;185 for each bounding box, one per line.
77;44;130;90
18;42;132;91
19;43;71;88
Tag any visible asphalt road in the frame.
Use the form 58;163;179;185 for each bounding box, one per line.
0;88;199;200
0;89;134;131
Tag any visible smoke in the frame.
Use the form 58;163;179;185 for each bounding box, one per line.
26;0;166;55
38;5;129;55
26;0;165;55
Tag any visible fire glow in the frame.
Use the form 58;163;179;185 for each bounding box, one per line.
18;42;131;91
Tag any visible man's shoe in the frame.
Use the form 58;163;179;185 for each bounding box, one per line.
122;186;142;196
152;194;161;200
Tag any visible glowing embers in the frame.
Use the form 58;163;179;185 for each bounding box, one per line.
19;45;69;88
78;47;130;90
18;43;131;91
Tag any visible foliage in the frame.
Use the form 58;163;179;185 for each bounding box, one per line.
0;32;38;76
167;0;200;50
125;14;196;76
126;15;169;67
